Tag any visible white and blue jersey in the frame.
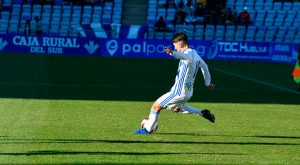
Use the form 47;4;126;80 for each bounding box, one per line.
157;48;211;109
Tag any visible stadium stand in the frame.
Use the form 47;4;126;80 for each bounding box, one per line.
144;0;300;43
0;0;123;37
0;0;299;43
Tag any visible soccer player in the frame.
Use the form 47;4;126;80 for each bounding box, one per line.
135;32;216;134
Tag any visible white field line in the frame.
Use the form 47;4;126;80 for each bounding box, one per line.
211;67;300;95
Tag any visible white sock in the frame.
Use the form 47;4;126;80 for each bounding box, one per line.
181;105;203;116
144;109;160;132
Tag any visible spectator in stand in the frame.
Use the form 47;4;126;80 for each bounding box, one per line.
162;0;176;9
154;16;171;32
174;6;188;24
238;6;251;29
184;0;197;24
220;8;227;25
194;2;206;24
175;0;185;9
24;20;31;35
225;8;235;25
194;2;205;17
35;16;42;35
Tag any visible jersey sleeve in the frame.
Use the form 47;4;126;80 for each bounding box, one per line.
172;51;193;63
199;58;211;86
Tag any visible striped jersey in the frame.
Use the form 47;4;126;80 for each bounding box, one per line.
170;48;211;96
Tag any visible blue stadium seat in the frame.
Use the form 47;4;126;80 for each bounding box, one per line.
166;8;176;24
8;19;19;34
265;27;277;42
21;4;31;20
3;0;12;6
92;6;102;23
248;10;256;21
13;0;23;4
165;31;174;40
245;26;256;41
0;19;9;34
148;0;157;24
60;22;70;36
194;25;204;40
286;10;297;19
273;2;282;10
82;6;92;25
263;2;273;10
226;0;235;8
255;26;267;42
292;2;300;11
147;26;155;39
293;17;300;27
284;27;296;43
32;5;42;19
225;25;235;41
112;1;122;24
235;32;244;41
11;4;21;20
235;2;245;13
175;24;184;33
205;25;215;40
154;32;165;39
282;2;292;11
294;29;300;43
245;0;255;10
102;2;113;24
215;25;225;40
273;11;286;27
157;8;167;19
275;27;287;43
254;1;263;10
254;10;266;26
71;6;82;27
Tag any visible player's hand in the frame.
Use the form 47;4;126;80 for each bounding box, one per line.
165;47;173;55
207;83;215;90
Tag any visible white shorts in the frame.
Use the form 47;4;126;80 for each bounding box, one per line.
156;91;192;110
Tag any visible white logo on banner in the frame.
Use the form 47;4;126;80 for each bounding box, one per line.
207;41;218;59
106;40;118;56
84;41;99;54
0;38;8;51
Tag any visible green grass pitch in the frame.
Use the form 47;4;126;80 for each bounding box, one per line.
0;54;299;164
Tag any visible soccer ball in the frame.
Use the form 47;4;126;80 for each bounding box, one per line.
141;117;158;134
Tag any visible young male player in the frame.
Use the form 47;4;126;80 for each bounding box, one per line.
135;32;216;134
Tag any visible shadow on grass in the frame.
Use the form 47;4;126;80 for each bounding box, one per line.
158;133;300;140
0;138;299;146
0;150;245;156
0;54;299;104
0;163;242;165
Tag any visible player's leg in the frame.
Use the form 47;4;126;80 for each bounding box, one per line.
181;104;215;123
134;102;163;134
143;102;162;132
135;92;173;134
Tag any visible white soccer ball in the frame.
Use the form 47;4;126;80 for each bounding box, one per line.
141;117;158;134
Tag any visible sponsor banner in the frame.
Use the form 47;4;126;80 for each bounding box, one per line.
0;35;298;64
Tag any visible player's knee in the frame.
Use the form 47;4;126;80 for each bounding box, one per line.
171;107;181;113
152;103;163;112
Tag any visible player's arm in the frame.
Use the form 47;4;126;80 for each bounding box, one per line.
199;59;215;89
165;47;189;61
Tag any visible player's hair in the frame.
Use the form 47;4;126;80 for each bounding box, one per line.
172;32;188;44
